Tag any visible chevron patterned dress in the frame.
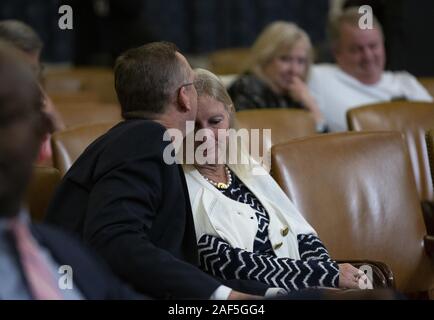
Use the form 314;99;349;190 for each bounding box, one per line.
197;169;339;291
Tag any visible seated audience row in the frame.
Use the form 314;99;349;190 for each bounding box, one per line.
228;8;432;132
307;8;432;131
45;42;367;299
2;7;430;299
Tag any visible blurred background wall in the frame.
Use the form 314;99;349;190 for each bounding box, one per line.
0;0;433;76
0;0;329;65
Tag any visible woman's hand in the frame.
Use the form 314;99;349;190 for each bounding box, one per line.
287;76;311;105
287;77;324;125
338;263;366;289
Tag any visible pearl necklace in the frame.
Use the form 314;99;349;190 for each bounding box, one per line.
203;166;233;189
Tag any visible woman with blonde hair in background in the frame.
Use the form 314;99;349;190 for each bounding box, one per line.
228;21;326;132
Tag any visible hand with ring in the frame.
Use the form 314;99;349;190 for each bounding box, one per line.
338;263;366;289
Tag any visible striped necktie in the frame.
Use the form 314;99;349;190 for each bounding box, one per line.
9;218;63;300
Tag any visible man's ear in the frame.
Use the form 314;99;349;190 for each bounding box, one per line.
177;86;191;113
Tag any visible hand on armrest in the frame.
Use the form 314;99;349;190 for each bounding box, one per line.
336;259;394;289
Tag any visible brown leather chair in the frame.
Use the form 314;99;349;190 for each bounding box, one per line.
51;122;117;175
425;130;434;236
236;109;317;162
209;47;250;75
418;77;434;99
427;129;434;190
55;102;122;129
49;91;101;105
26;166;61;221
347;102;434;236
271;131;434;296
347;101;434;203
44;67;117;104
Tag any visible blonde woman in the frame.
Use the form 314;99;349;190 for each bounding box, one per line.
228;21;326;132
184;68;365;293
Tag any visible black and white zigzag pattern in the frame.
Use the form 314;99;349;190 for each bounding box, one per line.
298;234;335;263
198;234;339;292
202;169;339;291
220;171;274;255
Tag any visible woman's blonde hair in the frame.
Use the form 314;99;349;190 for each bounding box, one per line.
194;68;235;126
245;21;313;80
193;68;255;169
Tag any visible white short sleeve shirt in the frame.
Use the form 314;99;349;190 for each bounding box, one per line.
308;64;433;132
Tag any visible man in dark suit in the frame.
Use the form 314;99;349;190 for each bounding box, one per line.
45;42;270;299
0;40;141;299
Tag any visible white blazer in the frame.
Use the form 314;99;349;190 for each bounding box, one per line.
184;160;316;260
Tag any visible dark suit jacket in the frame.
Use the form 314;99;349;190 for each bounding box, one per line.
46;119;224;299
31;223;142;299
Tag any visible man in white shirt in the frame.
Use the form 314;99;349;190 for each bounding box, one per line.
308;8;432;132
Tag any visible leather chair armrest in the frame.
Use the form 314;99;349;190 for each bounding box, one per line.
424;235;434;258
421;201;434;235
336;259;395;289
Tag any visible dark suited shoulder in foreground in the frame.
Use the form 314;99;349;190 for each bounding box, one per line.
32;223;144;299
46;119;223;299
